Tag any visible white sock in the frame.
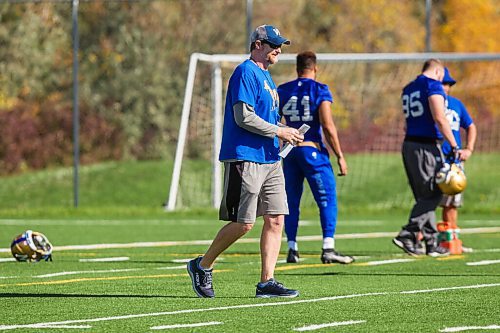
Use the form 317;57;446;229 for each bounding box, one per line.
323;237;334;249
288;241;298;251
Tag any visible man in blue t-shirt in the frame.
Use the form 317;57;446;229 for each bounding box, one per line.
187;25;304;299
393;59;461;257
439;68;477;252
278;51;353;265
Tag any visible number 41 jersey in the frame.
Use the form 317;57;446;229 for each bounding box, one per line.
277;78;333;144
402;74;446;140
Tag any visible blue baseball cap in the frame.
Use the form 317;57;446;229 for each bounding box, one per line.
250;25;290;48
443;67;456;86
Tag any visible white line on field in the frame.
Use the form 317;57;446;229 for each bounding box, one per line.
440;325;500;332
0;258;15;262
466;259;500;266
78;257;129;262
365;259;416;266
293;320;366;331
150;322;223;330
34;269;142;278
0;283;498;331
33;325;92;329
1;227;498;253
154;265;187;270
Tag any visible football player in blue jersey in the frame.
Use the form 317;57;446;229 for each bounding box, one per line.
278;51;353;264
187;25;304;299
439;67;477;252
393;59;461;257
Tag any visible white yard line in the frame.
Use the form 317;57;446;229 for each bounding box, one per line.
1;227;498;253
150;322;223;330
34;269;142;278
0;258;15;262
294;320;366;331
466;260;500;266
79;257;129;262
155;265;187;270
440;325;500;332
0;283;498;331
31;325;91;329
364;259;416;266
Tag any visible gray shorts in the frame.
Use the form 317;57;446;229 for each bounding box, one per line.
440;192;463;208
219;161;289;223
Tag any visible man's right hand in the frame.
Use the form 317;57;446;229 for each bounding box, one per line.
277;127;304;145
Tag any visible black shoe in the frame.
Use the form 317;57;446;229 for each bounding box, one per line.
414;241;426;256
321;249;354;264
256;278;299;298
426;245;450;257
187;256;214;298
286;249;300;263
392;236;419;257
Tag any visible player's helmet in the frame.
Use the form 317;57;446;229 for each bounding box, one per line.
436;163;467;195
11;230;53;262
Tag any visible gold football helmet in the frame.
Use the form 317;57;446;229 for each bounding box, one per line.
11;230;53;262
436;163;467;195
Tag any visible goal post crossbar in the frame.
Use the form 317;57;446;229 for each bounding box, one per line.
166;52;500;211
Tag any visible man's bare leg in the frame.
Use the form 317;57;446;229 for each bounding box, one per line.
199;222;253;269
260;214;284;282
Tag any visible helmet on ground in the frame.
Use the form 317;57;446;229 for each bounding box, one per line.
436;163;467;195
11;230;53;262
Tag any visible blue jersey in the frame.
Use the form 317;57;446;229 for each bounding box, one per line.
278;78;333;147
278;78;338;240
441;95;473;155
219;60;281;163
402;75;446;139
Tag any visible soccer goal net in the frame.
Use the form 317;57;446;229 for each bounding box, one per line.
165;53;500;211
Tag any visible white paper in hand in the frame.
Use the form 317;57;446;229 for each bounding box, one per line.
278;124;310;158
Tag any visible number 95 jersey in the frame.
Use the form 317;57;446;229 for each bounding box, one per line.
278;78;333;144
402;74;446;139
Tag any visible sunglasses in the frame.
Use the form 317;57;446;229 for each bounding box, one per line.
261;40;281;49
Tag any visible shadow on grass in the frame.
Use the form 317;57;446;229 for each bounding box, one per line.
0;293;194;299
284;272;500;277
0;293;256;299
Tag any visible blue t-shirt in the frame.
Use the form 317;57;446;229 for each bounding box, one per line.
402;75;446;139
441;95;474;155
219;59;281;163
277;78;333;147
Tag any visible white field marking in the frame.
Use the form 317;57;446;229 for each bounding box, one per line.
400;283;500;294
480;249;500;253
31;325;92;329
34;268;142;278
150;322;223;330
0;283;499;331
79;257;129;262
466;259;500;266
171;258;223;263
364;259;416;266
0;258;15;262
462;220;500;226
440;325;500;332
155;265;186;270
1;226;499;253
294;320;366;331
171;259;191;263
0;276;18;279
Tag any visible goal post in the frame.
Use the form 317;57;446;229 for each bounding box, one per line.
166;52;500;211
